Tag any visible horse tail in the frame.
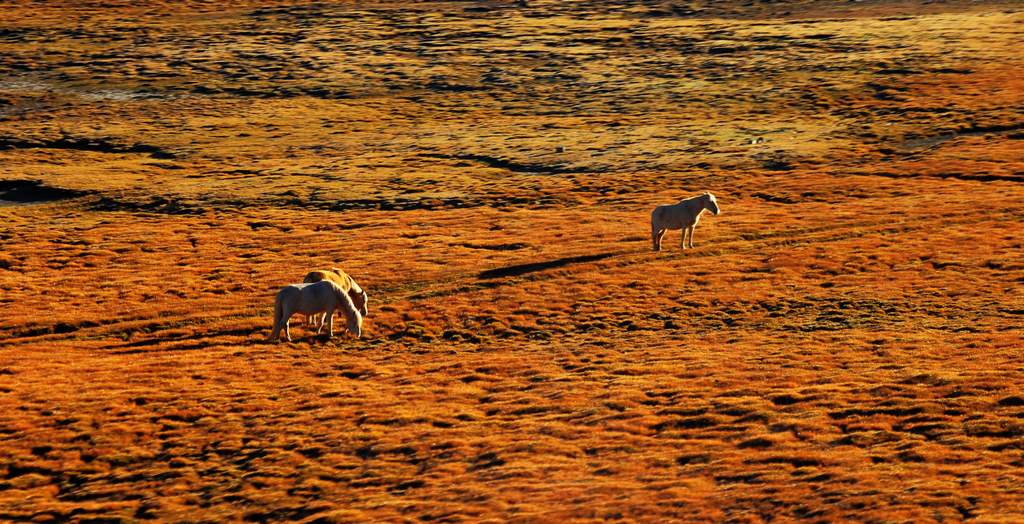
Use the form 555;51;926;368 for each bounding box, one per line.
270;291;283;340
303;270;325;284
651;205;665;229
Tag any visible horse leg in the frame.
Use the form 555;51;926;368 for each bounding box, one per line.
681;227;690;249
689;225;697;249
284;317;292;342
316;312;326;335
326;307;335;339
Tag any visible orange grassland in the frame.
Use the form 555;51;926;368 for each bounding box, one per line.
1;1;1023;522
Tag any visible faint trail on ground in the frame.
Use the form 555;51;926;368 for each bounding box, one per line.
5;205;1018;348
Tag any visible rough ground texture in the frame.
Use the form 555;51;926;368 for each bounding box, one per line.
2;0;1023;521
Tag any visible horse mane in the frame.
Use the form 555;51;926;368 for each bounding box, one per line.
348;279;363;295
326;267;359;292
326;281;359;320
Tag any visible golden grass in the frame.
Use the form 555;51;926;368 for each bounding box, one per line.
2;0;1023;521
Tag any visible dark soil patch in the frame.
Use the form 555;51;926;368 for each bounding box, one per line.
0;180;89;203
0;135;176;159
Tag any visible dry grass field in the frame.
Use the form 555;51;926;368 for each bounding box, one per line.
2;0;1024;521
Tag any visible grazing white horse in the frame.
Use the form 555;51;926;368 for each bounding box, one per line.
303;267;368;326
270;280;363;342
651;192;721;251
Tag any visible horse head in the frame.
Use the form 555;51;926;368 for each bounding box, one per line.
330;281;364;338
347;311;363;338
355;290;369;318
703;192;720;215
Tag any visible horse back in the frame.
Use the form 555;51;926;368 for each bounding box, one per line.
305;268;354;292
274;282;335;315
652;203;673;220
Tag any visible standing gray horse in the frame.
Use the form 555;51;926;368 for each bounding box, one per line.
270;280;363;342
651;192;721;251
